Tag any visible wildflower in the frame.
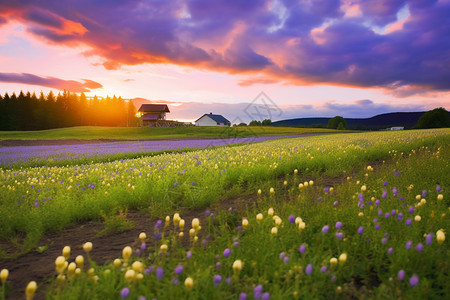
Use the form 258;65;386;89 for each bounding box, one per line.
375;224;380;230
75;255;84;268
320;266;327;273
83;242;93;253
437;193;444;200
335;222;343;229
305;264;313;275
409;275;419;286
275;217;282;226
398;270;405;280
269;187;275;195
298;222;306;230
436;229;445;244
271;227;278;235
361;185;367;192
414;215;421;222
357;226;364;234
330;258;338;266
125;270;136;282
335;232;343;239
186;251;192;259
288;215;295;223
387;248;393;255
416;243;423;252
257;189;262;195
123;246;132;261
405;241;412;250
156;267;164;279
262;292;270;300
256;213;263;222
185;277;194;290
406;219;413;226
179;219;185;230
1;269;8;285
25;281;37;300
239;293;247;300
192;218;200;230
426;233;433;245
120;287;130;298
382;237;387;244
174;265;184;274
358;212;364;217
213;275;222;287
408;206;414;214
268;208;274;216
223;248;231;258
232;260;243;272
339;253;347;264
321;225;329;233
62;246;70;259
299;244;306;254
139;232;146;242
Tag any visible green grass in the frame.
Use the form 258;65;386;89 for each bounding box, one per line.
0;126;339;140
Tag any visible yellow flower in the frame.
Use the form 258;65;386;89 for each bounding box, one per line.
298;222;306;230
55;256;67;274
189;228;196;237
270;187;275;195
256;213;263;222
437;194;443;201
165;216;170;226
257;189;262;195
283;180;288;186
233;260;243;272
303;181;309;187
358;212;364;217
132;261;144;273
298;183;304;189
275;217;282;226
25;281;37;300
268;208;274;216
125;269;136;283
139;232;147;241
339;253;347;264
62;246;71;259
415;195;421;200
185;277;194;290
192;218;200;230
122;246;132;261
113;258;121;267
436;229;445;244
361;185;367;192
173;213;180;225
414;215;421;222
1;269;8;285
179;219;185;230
242;218;249;229
75;255;84;269
160;244;168;253
83;242;93;253
271;227;278;235
330;257;338;266
294;169;298;175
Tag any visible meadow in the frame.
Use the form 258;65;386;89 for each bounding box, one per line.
0;128;449;299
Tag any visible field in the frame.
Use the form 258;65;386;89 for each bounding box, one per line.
0;129;449;299
0;126;338;140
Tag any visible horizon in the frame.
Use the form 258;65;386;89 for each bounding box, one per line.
1;1;449;123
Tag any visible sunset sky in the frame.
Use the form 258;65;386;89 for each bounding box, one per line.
0;0;449;122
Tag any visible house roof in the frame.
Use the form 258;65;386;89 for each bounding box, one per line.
138;104;170;113
195;113;230;124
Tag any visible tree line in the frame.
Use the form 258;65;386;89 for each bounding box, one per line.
0;91;137;131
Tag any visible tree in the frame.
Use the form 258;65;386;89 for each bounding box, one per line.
249;120;262;126
415;108;450;129
328;116;347;129
337;122;346;130
262;119;272;126
237;122;247;126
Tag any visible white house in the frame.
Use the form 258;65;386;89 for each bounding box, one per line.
195;113;231;126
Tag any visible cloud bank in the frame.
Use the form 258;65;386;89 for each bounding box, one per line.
1;0;449;95
0;72;103;92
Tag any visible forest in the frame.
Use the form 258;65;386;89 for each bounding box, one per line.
0;91;137;130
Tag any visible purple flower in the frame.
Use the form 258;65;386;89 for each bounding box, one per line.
398;270;405;280
331;275;337;282
154;232;162;241
408;206;414;214
357;226;364;234
226;277;231;284
172;278;179;285
422;190;427;197
186;251;192;259
205;209;210;216
321;225;329;233
375;199;380;206
324;187;329;193
426;233;433;245
406;219;413;226
385;212;390;219
216;262;221;269
223;248;231;258
375;224;380;230
174;265;184;274
335;222;343;229
233;241;239;247
409;275;419;287
283;256;289;264
391;209;396;216
416;243;423;252
335;232;343;239
239;293;247;300
317;197;322;202
406;241;412;250
174;182;178;187
378;209;383;216
397;213;403;221
382;190;387;199
305;264;313;275
436;185;441;192
154;220;163;228
262;293;270;300
333;201;339;206
279;252;286;259
299;244;306;254
213;275;222;287
373;218;378;223
254;285;263;294
141;243;146;250
156;267;164;279
121;288;130;298
382;238;387;244
383;181;388;186
388;248;393;255
320;266;327;273
288;215;295;223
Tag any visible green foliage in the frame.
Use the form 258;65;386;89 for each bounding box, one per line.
415;107;450;129
97;209;135;237
328;116;347;129
249;120;262;126
337;122;346;130
261;119;272;126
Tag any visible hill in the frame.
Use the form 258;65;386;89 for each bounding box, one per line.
272;112;427;130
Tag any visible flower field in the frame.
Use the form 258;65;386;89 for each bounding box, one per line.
0;129;449;299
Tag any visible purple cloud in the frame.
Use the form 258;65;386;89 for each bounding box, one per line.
2;0;449;95
0;72;103;92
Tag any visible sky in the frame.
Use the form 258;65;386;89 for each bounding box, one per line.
0;0;449;123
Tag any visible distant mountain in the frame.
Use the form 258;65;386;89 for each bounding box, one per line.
272;112;427;130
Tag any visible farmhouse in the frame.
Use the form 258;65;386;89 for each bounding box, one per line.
138;104;170;126
195;113;231;126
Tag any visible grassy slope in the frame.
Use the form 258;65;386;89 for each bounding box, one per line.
0;126;339;140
